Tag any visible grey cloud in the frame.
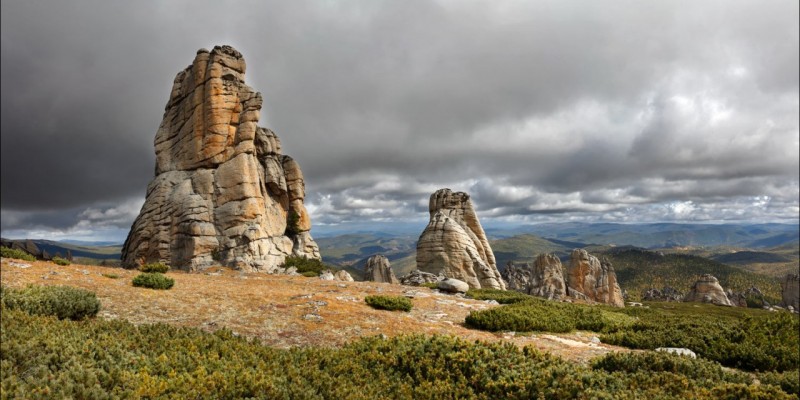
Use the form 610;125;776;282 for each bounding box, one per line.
1;0;797;239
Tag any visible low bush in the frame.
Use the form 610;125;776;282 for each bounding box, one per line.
51;256;70;266
365;295;413;312
281;255;336;276
466;288;536;304
0;285;100;320
757;369;800;395
465;298;636;333
420;282;439;289
0;246;36;262
102;273;121;279
1;308;794;399
132;273;174;290
140;262;170;273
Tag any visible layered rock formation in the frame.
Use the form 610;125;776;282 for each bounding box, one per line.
684;274;732;306
399;270;443;286
527;253;567;300
364;255;399;284
122;46;319;271
781;273;799;311
416;189;505;290
566;249;624;307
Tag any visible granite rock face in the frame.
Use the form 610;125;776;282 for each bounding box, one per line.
527;253;567;300
684;274;732;306
566;249;624;307
781;274;799;311
122;46;319;271
415;189;505;290
364;255;399;284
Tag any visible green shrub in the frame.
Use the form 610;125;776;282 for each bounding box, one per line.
365;295;412;312
281;255;336;276
51;256;70;266
0;246;36;262
0;285;100;320
465;298;635;333
420;282;439;289
285;211;300;236
1;309;793;399
102;273;120;279
757;369;800;395
466;288;536;304
132;273;174;290
140;262;170;273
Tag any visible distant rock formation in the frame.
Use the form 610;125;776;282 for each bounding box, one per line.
502;262;531;292
642;287;684;302
780;273;799;311
527;253;567;300
334;270;355;282
416;189;505;290
121;46;319;272
1;239;41;259
684;274;732;306
566;249;624;307
364;255;399;284
399;270;443;286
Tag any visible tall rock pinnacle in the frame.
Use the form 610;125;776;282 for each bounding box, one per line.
416;189;506;290
122;45;319;271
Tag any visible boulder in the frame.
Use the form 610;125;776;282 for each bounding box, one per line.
416;189;505;290
780;274;799;311
319;270;335;281
527;253;567;300
400;270;443;286
656;348;697;359
334;270;354;282
121;46;319;272
438;278;470;294
684;274;732;306
566;249;624;307
364;255;399;284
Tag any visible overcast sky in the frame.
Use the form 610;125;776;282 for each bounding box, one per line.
1;0;798;242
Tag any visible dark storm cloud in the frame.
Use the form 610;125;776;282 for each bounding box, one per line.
1;0;798;240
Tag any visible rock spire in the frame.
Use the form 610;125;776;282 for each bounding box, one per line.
415;189;505;290
122;45;319;271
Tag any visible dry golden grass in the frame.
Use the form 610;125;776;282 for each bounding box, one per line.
1;257;629;363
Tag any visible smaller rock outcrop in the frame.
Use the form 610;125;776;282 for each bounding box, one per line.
780;274;799;311
438;278;470;294
527;253;567;300
416;189;506;290
684;274;732;306
566;249;624;307
502;262;531;292
642;287;684;302
400;270;443;286
364;255;399;284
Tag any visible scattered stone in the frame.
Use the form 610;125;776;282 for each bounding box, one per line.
402;290;430;299
627;302;643;307
684;274;732;306
484;299;500;305
438;278;470;294
8;261;31;269
590;336;601;344
399;270;443;286
656;347;697;358
308;300;327;307
416;189;506;290
291;294;313;300
302;314;323;322
121;45;320;272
